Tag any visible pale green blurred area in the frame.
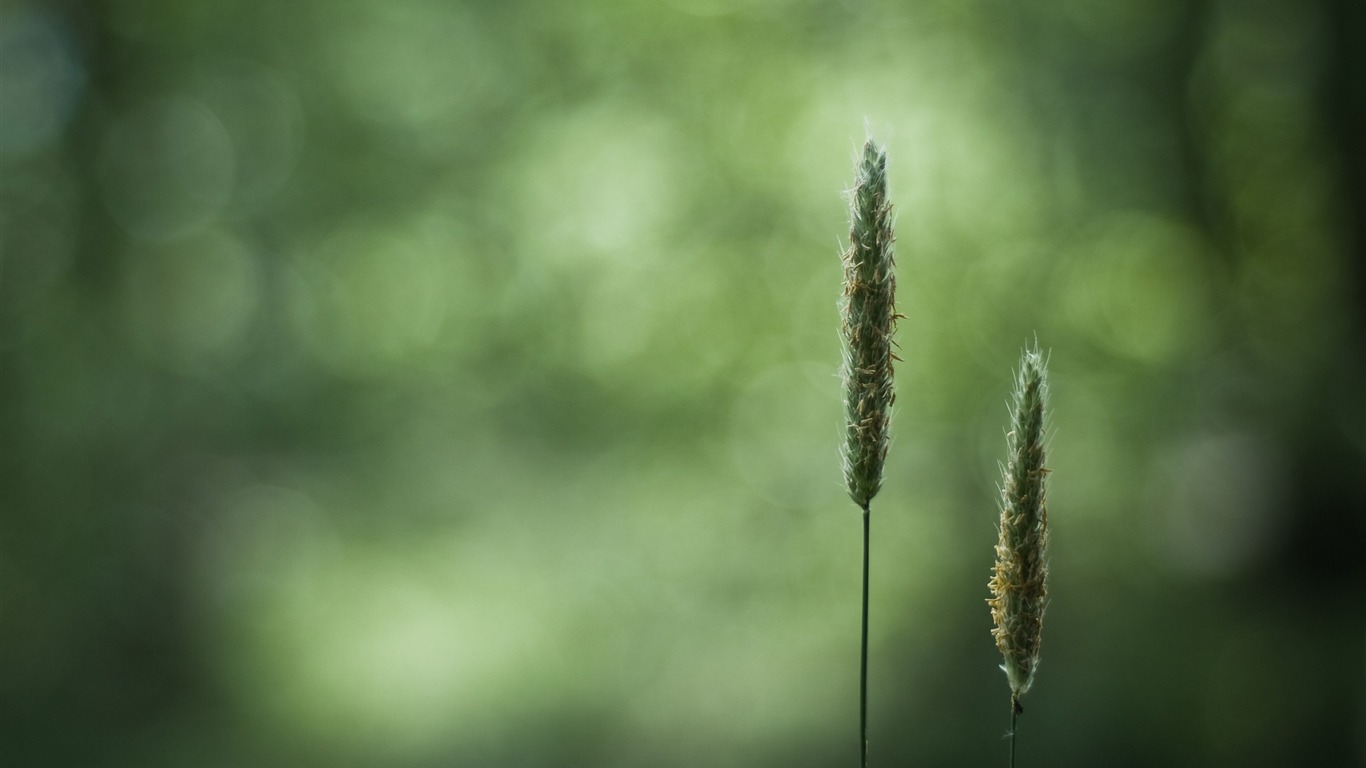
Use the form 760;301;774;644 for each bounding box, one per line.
2;0;1363;766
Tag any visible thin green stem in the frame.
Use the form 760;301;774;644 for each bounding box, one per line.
1009;696;1020;768
860;502;870;768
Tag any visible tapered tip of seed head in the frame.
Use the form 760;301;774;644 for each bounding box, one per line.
1013;341;1050;414
858;139;887;184
1021;338;1050;377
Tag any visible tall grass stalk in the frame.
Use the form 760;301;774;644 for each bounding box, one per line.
839;139;897;768
987;343;1051;766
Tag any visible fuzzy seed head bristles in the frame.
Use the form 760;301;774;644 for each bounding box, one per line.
987;342;1050;704
839;140;898;509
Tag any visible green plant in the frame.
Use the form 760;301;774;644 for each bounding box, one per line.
839;138;898;768
987;342;1051;767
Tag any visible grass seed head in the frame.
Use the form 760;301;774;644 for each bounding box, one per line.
987;342;1051;703
839;140;898;509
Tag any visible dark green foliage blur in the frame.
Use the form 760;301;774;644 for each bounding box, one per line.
2;1;1362;766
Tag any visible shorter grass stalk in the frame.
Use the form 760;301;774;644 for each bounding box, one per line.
987;343;1051;767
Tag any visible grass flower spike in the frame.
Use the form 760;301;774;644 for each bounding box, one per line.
839;138;897;768
840;140;898;509
989;343;1051;718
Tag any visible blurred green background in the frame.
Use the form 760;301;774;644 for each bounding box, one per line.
2;0;1363;766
